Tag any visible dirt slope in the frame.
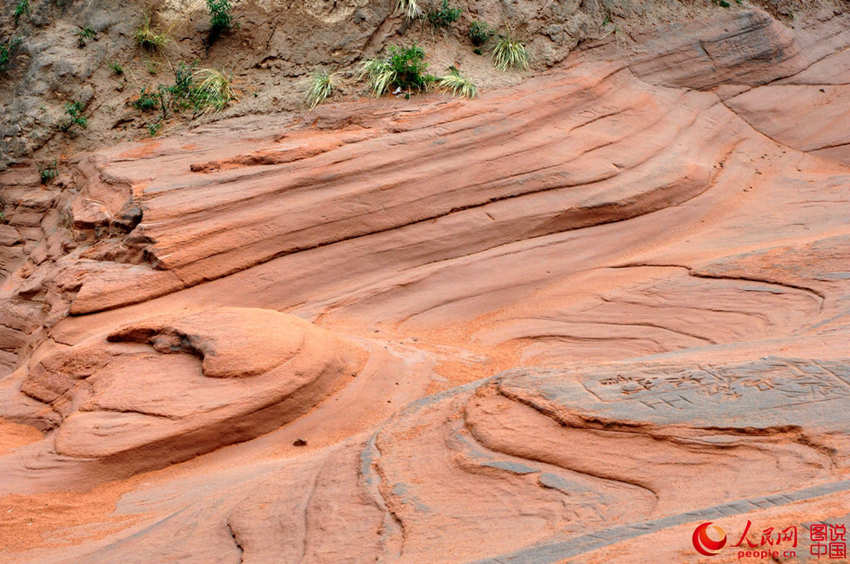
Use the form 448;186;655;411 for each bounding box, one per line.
1;4;850;563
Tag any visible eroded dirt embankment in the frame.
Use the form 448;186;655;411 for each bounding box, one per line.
1;5;850;563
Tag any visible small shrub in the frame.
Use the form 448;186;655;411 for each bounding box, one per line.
492;30;528;71
0;37;22;73
468;21;493;46
396;0;420;20
61;101;87;131
438;67;476;98
133;87;160;111
14;0;29;25
169;62;195;101
147;121;162;136
427;0;461;29
76;26;96;47
206;0;233;44
39;161;58;184
133;64;236;121
135;15;168;51
191;67;236;113
361;45;432;97
109;61;124;75
305;70;335;109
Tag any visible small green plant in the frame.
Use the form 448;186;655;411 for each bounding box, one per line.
39;161;58;184
147;121;162;136
206;0;233;44
14;0;29;25
135;15;168;51
169;62;195;100
396;0;420;20
77;26;96;47
438;67;476;98
305;70;335;109
361;45;432;97
468;21;493;46
61;101;87;131
191;67;236;113
427;0;461;29
0;37;22;73
133;64;236;121
109;61;124;75
0;211;6;224
133;87;160;111
492;30;528;71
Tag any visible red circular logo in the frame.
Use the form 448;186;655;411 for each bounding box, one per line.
693;522;727;556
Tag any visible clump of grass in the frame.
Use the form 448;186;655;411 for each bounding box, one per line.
0;37;22;73
61;101;87;131
468;20;493;46
39;160;58;184
492;29;528;71
396;0;420;20
76;26;96;48
133;87;160;111
191;67;236;113
132;64;236;127
135;14;168;51
305;70;335;109
438;67;476;98
14;0;29;25
206;0;233;44
169;62;195;103
109;61;124;75
361;45;433;97
427;0;460;29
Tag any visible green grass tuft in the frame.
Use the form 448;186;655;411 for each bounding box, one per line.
61;101;88;132
191;67;236;113
438;68;477;98
76;26;96;47
361;45;432;97
492;31;528;71
206;0;233;44
468;20;493;46
305;70;335;109
14;0;29;25
39;161;58;185
427;0;461;29
0;37;22;73
135;15;168;51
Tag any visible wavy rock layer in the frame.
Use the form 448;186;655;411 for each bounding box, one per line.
2;7;850;563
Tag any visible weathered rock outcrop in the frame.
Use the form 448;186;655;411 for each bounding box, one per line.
2;7;850;563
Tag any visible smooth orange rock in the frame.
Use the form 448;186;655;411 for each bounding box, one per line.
2;7;850;563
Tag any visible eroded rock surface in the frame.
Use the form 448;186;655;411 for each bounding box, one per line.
2;7;850;563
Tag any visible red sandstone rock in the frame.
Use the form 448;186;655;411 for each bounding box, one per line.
2;7;850;563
